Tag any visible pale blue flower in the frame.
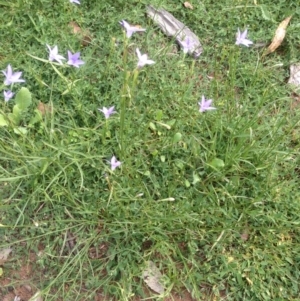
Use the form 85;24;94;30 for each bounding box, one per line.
136;48;155;68
3;90;14;102
198;95;216;112
110;156;121;171
70;0;80;4
46;45;66;65
67;51;85;68
98;106;116;119
2;65;25;85
235;28;253;47
119;20;146;38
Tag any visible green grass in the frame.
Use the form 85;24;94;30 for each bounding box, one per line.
1;0;300;300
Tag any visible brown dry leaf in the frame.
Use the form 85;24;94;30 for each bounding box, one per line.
69;21;81;34
290;93;300;110
184;2;193;9
142;261;165;294
69;21;92;46
37;102;52;116
0;248;12;264
240;231;249;241
265;16;292;55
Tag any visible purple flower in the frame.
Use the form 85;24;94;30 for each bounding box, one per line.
110;156;122;171
46;45;66;65
198;95;216;112
181;37;195;54
235;28;253;47
67;51;85;68
119;20;146;38
3;90;14;102
136;48;155;68
70;0;80;4
98;106;116;119
2;65;25;86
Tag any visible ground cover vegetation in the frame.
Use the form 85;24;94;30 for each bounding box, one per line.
0;0;300;300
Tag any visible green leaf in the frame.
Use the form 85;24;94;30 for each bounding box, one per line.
192;172;201;185
14;127;27;135
29;109;42;126
15;87;32;110
174;159;184;169
0;114;8;126
155;110;163;121
8;113;21;125
173;132;182;143
185;179;190;188
209;158;225;169
7;105;22;125
259;5;275;22
149;122;156;131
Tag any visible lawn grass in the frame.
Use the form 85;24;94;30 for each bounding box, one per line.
1;0;300;300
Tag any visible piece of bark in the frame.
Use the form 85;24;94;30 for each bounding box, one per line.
147;5;203;58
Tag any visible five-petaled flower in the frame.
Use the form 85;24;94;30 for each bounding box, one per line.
181;37;195;54
47;45;66;65
198;95;216;112
3;90;14;102
235;28;253;47
98;106;116;119
67;51;85;68
136;48;155;68
110;156;122;171
70;0;80;4
2;64;25;86
119;20;146;38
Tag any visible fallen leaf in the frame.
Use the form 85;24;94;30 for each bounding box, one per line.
0;248;12;264
288;63;300;88
246;277;253;286
290;93;300;110
184;1;193;9
29;291;43;301
69;21;81;34
142;261;164;294
37;102;52;116
265;16;292;55
228;256;234;263
240;231;249;241
69;21;92;46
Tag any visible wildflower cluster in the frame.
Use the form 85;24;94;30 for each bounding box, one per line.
47;45;85;68
1;64;25;102
1;0;254;171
